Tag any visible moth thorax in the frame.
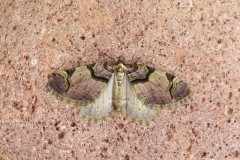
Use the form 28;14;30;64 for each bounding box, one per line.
115;63;126;86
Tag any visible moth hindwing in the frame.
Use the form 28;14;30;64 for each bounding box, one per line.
47;59;191;125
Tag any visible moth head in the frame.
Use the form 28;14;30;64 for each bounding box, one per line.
115;63;127;73
116;55;126;64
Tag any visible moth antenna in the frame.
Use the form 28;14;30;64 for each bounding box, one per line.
131;54;141;65
117;55;125;64
98;51;116;63
145;57;152;66
94;43;116;63
103;53;117;63
135;56;142;64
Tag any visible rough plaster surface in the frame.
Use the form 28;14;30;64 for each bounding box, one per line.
0;0;239;159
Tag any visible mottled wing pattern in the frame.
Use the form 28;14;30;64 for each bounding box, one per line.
128;65;191;108
46;63;114;121
121;73;159;125
78;75;114;121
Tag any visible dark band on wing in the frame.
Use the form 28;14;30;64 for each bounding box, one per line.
165;73;175;98
166;73;190;99
65;68;75;77
166;73;175;81
87;64;110;83
131;66;155;84
48;73;69;94
171;81;190;100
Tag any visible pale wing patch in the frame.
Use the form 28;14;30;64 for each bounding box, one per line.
69;66;92;85
78;75;114;121
121;74;159;125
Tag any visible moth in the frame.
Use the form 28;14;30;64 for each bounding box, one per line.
46;56;191;125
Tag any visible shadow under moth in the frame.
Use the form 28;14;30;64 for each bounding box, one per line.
46;56;191;125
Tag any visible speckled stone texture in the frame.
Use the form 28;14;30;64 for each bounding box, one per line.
0;0;239;159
